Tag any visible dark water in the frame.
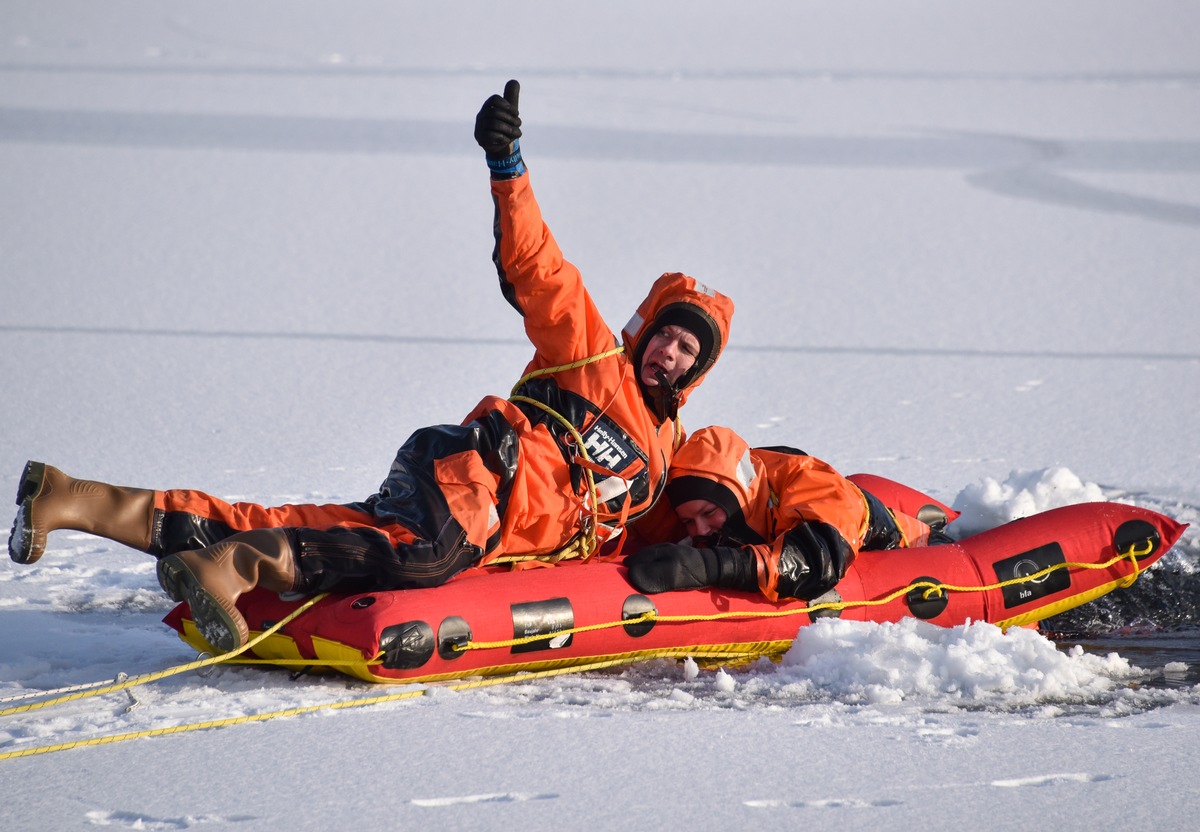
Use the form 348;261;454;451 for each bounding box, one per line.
1042;548;1200;689
1052;630;1200;689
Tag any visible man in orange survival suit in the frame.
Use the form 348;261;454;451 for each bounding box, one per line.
624;426;945;601
8;80;735;653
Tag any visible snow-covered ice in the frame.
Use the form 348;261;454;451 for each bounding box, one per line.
1;2;1198;830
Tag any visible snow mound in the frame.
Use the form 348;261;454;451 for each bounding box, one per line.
773;617;1140;706
951;467;1107;536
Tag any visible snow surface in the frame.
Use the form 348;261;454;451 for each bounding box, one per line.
2;2;1200;830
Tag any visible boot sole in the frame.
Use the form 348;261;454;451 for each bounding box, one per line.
9;461;47;565
157;555;249;654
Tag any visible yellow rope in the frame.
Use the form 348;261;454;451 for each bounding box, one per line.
487;535;586;565
0;539;1153;762
510;345;626;391
508;394;602;559
0;649;735;762
0;687;429;762
505;344;630;562
0;593;330;718
454;544;1147;652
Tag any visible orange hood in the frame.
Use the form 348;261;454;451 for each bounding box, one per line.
665;425;771;542
620;272;734;419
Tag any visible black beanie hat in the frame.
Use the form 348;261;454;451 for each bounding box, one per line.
665;475;741;517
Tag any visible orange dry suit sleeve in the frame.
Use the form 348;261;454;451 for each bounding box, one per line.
484;171;682;531
748;454;934;601
489;172;617;363
748;452;869;602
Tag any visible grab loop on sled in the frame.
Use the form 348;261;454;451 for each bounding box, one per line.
905;577;950;620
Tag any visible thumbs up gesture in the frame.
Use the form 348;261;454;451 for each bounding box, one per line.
474;79;522;157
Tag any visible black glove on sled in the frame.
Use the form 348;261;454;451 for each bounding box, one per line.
625;543;758;594
475;79;525;179
774;521;854;600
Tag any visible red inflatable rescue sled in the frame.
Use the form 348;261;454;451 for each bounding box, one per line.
164;477;1186;685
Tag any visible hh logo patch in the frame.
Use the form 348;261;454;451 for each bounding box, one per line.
994;543;1071;609
582;420;636;473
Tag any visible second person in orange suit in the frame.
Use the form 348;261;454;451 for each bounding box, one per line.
625;426;946;601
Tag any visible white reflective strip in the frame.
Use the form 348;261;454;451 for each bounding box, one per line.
595;476;631;503
694;281;716;297
621;311;644;343
735;449;756;491
488;502;499;528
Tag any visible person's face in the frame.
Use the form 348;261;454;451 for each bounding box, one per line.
674;498;728;540
640;325;700;387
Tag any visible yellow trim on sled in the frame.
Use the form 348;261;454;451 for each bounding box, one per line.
179;620;321;669
176;618;792;685
311;634;792;685
994;576;1139;631
179;620;314;666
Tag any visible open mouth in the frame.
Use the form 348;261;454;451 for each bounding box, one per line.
643;362;667;384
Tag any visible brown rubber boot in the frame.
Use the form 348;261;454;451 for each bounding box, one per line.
156;528;298;654
9;461;158;565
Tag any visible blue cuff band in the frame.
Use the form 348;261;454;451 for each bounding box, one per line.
485;139;526;179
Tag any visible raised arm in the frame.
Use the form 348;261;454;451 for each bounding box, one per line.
474;80;614;364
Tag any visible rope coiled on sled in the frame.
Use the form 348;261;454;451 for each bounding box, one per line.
504;343;632;563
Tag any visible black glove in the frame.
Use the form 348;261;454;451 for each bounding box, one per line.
774;521;854;600
625;543;757;594
475;79;525;178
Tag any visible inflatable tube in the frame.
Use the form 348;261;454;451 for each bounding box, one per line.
163;495;1184;685
847;472;960;529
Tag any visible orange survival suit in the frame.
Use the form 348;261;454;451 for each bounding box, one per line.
627;425;935;601
149;171;734;595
